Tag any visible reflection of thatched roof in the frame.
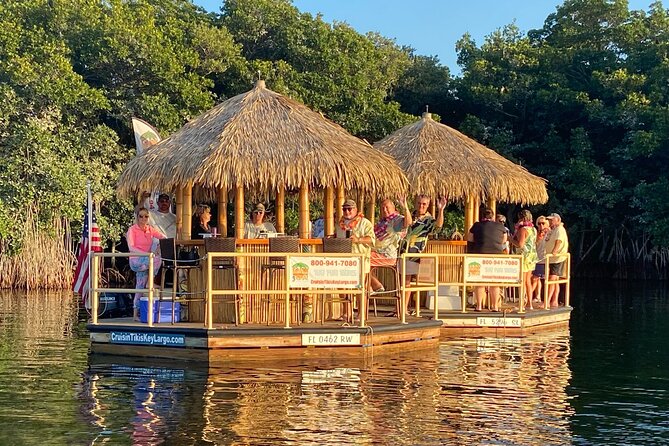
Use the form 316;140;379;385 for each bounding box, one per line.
117;81;407;199
374;113;548;205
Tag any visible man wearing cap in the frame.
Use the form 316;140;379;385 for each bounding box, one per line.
336;199;375;272
149;193;176;238
243;203;276;239
544;213;569;307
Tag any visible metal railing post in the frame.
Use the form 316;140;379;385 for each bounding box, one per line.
433;255;439;320
147;253;154;327
359;254;366;327
284;253;291;329
207;254;213;330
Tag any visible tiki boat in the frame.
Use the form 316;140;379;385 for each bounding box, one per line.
87;82;571;363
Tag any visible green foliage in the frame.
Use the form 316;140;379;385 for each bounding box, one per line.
454;0;669;252
4;0;669;284
221;0;415;141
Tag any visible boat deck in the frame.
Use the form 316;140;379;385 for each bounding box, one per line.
88;314;443;363
87;305;570;364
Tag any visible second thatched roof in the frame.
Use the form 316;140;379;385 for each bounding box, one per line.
117;80;407;199
374;113;548;205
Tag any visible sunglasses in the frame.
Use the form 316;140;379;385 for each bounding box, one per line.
139;214;149;218
342;207;354;211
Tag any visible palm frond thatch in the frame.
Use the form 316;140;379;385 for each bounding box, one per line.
373;113;548;205
117;81;407;200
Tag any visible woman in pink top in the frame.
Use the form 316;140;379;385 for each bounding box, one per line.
127;207;166;320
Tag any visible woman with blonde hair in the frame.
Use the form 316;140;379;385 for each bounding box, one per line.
511;209;538;310
127;207;166;320
191;204;213;239
530;215;550;303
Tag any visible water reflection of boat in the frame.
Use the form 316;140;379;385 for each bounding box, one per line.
82;337;573;445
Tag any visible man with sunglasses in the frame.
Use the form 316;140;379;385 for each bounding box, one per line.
243;203;276;238
149;193;176;238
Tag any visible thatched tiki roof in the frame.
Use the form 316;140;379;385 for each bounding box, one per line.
373;112;548;205
117;80;407;199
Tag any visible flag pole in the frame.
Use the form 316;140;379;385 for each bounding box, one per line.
86;181;93;310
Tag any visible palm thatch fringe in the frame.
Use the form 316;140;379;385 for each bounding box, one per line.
374;112;548;204
118;80;408;200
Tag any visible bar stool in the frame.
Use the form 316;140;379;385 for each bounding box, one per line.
158;238;202;324
321;238;353;324
203;237;240;325
368;258;401;318
260;237;301;325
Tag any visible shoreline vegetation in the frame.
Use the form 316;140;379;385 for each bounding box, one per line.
0;207;74;289
2;0;669;288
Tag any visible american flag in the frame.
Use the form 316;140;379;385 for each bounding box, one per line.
73;199;102;307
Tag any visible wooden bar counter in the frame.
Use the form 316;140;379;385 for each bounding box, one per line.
179;238;323;324
178;238;466;324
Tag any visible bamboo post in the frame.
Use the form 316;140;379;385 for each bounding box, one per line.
486;198;496;216
182;184;193;240
336;184;345;222
235;186;245;239
473;197;480;224
175;187;183;239
357;190;365;215
366;196;376;225
298;182;310;239
276;186;285;234
324;186;334;237
174;187;184;240
464;197;475;233
217;187;228;237
430;199;436;217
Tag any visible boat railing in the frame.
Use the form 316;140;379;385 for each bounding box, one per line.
206;251;367;329
397;251;571;318
88;250;571;328
89;251;157;326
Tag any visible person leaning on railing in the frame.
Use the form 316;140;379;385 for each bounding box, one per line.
530;216;550;303
467;208;507;312
510;209;539;310
127;207;166;321
544;213;569;308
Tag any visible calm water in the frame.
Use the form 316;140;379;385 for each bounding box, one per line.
0;281;667;445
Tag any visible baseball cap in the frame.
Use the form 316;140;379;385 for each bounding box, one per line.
342;199;357;208
253;203;266;212
547;213;561;220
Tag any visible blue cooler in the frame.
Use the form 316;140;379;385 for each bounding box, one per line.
139;296;181;323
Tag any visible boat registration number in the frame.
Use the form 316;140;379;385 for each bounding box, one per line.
476;317;521;327
302;333;361;346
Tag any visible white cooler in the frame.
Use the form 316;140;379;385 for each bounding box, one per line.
426;285;462;311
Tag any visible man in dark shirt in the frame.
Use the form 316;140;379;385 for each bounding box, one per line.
467;208;507;311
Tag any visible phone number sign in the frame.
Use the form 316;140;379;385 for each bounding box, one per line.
465;256;521;283
289;256;361;289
